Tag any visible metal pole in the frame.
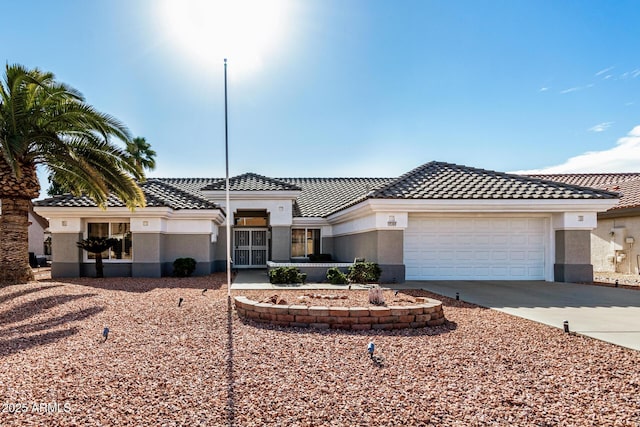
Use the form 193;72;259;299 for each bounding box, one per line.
224;58;232;297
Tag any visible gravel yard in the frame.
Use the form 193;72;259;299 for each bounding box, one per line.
1;275;639;426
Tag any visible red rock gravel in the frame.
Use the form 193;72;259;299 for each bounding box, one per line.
1;275;639;426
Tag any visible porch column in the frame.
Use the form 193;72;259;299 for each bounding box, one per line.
270;226;291;262
51;232;83;278
554;230;593;283
131;233;162;277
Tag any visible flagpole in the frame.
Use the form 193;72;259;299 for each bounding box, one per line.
224;58;232;298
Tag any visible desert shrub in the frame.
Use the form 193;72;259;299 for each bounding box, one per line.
173;257;197;277
269;267;307;284
326;267;348;284
348;262;382;284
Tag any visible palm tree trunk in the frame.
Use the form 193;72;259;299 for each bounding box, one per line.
95;253;104;278
0;197;35;285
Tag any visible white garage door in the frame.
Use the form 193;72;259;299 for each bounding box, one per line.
404;216;546;280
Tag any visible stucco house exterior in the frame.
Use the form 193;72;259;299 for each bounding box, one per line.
33;161;619;283
28;203;50;265
529;173;640;275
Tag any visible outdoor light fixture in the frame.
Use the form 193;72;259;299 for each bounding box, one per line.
387;215;397;226
178;297;184;307
456;292;459;301
563;320;569;333
102;327;109;342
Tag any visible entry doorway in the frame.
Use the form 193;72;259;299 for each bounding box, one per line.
232;210;270;268
233;229;268;268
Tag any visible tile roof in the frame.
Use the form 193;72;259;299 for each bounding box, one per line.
201;173;301;191
279;177;393;217
34;162;619;216
367;161;618;201
529;173;640;211
527;173;640;188
34;179;219;210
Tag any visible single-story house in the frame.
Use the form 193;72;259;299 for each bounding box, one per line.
528;173;640;274
28;203;50;266
34;161;619;283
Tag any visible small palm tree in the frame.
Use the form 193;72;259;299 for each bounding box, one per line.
126;137;156;176
0;64;146;285
77;237;118;278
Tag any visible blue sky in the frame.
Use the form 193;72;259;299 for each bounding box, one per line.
4;0;640;193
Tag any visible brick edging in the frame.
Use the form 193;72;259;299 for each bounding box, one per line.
234;296;445;330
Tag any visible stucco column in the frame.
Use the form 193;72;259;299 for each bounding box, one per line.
270;226;291;262
132;233;162;277
51;233;83;278
554;230;593;283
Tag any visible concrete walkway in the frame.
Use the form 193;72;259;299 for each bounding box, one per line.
402;280;640;351
232;271;640;351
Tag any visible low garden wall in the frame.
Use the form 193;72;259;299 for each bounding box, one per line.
234;296;445;330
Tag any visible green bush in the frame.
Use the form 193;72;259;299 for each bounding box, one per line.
347;262;382;284
269;267;307;284
173;257;197;277
326;267;348;284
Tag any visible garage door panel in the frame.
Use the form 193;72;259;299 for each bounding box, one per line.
405;216;546;280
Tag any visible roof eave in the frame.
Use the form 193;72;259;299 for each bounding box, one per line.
327;198;620;222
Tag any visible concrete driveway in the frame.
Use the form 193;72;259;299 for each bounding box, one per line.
397;280;640;351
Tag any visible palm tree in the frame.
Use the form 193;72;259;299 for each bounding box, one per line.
126;137;156;175
77;237;118;278
0;64;146;285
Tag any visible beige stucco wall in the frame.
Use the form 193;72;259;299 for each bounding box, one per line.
28;211;46;255
592;217;640;274
270;226;291;262
50;232;82;277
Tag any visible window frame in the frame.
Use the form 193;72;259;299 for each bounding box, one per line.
291;227;321;259
84;221;133;263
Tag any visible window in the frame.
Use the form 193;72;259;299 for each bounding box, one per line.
87;222;132;260
291;228;320;258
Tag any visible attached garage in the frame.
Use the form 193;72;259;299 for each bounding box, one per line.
404;215;547;280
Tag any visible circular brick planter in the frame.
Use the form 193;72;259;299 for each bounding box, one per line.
234;296;445;330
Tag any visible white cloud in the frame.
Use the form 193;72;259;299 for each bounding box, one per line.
560;87;580;94
595;66;614;76
588;122;613;132
538;87;549;92
514;126;640;174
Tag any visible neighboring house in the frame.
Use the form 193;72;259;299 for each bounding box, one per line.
528;173;640;274
28;203;49;263
33;161;619;283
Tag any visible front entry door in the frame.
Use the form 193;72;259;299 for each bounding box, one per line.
233;228;268;268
